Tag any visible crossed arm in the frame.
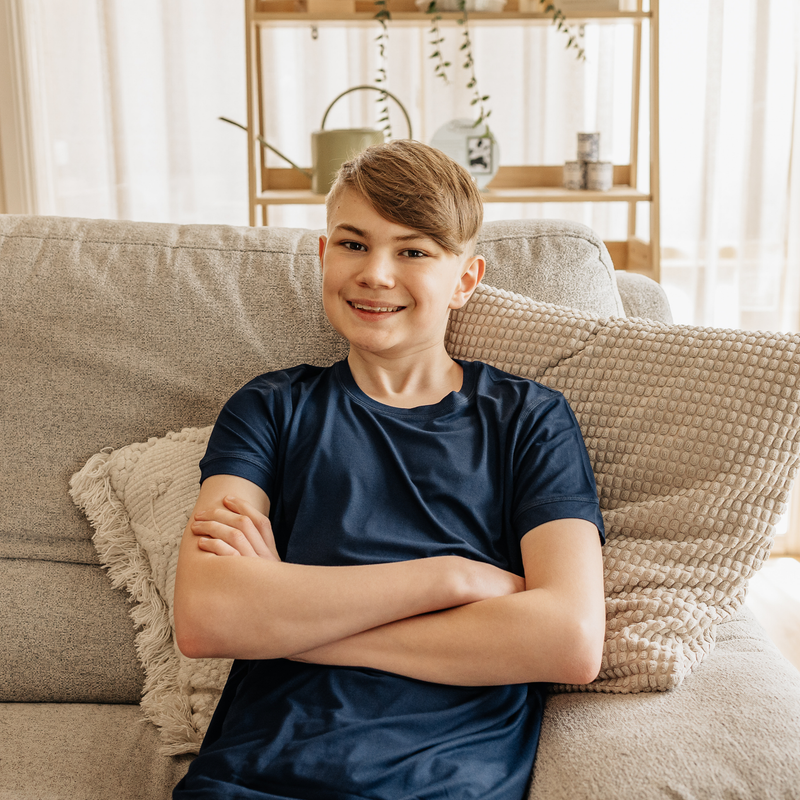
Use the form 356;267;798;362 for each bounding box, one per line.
173;474;606;687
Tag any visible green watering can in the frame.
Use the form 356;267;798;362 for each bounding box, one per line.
221;85;413;195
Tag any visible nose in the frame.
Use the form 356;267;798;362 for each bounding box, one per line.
357;249;395;289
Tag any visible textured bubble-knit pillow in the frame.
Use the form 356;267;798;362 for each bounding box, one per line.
70;282;800;754
448;284;800;693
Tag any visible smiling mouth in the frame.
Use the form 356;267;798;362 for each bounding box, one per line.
349;302;404;313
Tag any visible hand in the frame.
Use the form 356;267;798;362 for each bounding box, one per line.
191;495;280;561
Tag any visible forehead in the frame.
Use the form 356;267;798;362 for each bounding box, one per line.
327;190;432;244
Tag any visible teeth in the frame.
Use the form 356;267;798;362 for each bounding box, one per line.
351;303;401;313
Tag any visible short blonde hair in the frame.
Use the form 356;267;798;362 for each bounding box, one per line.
326;140;484;256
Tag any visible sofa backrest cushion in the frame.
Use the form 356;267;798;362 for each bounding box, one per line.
477;219;625;318
1;214;623;564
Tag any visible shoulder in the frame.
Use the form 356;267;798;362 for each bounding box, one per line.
467;361;566;409
240;362;329;393
228;363;332;407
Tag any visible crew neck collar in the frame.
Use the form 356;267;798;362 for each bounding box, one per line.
334;359;476;417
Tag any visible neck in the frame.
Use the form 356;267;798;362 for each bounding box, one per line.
347;346;463;409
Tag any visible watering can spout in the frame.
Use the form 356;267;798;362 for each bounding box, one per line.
219;117;313;180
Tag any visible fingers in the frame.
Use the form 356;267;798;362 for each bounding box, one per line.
191;500;277;560
222;496;280;560
196;536;241;557
191;515;259;557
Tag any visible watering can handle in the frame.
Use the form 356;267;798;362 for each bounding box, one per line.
320;85;413;139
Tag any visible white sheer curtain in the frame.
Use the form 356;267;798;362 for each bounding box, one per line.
2;1;798;545
1;0;248;224
658;0;800;554
660;0;800;334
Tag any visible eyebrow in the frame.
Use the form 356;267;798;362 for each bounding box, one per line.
333;224;433;245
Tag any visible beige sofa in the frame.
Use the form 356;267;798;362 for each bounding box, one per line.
2;213;799;800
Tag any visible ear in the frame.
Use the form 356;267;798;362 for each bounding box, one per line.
318;235;327;270
449;254;486;310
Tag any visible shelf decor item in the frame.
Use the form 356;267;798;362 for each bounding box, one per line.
577;131;600;162
311;85;412;192
415;0;505;9
563;160;586;190
586;160;613;191
430;118;500;190
524;0;620;11
223;85;412;194
563;131;612;191
293;0;356;11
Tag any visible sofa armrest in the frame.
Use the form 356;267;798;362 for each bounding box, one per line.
615;271;674;323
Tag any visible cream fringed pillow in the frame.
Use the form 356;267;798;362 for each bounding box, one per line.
71;282;800;753
70;426;224;755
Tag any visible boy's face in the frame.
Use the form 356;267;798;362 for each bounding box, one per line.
319;189;484;363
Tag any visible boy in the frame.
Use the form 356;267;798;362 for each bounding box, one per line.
173;140;606;799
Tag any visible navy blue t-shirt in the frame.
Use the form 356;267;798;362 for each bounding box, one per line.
174;359;604;800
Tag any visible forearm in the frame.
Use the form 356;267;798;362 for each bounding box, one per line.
174;532;518;661
291;588;604;687
176;550;450;660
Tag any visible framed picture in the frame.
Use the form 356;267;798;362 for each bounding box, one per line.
467;136;493;174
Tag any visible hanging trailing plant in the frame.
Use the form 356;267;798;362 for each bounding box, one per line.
455;0;491;131
374;0;585;136
426;4;451;84
538;1;586;61
374;0;392;136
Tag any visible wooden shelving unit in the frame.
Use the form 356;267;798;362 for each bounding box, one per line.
245;0;660;280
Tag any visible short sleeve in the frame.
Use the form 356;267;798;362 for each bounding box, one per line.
199;374;286;498
512;391;605;543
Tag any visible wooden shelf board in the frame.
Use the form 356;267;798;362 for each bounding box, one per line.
251;12;650;25
480;186;650;203
255;186;651;204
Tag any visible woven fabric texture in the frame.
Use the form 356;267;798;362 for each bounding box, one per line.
448;285;800;692
72;283;800;752
70;427;221;755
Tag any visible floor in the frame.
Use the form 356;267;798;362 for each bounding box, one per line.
744;556;800;672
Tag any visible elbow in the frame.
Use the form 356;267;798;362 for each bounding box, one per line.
173;580;233;659
554;615;605;686
173;580;290;661
173;595;215;660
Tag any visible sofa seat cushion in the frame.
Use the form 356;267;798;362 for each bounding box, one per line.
0;558;143;703
0;703;193;800
528;608;800;800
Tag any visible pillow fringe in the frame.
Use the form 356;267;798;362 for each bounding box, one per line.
70;444;204;755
